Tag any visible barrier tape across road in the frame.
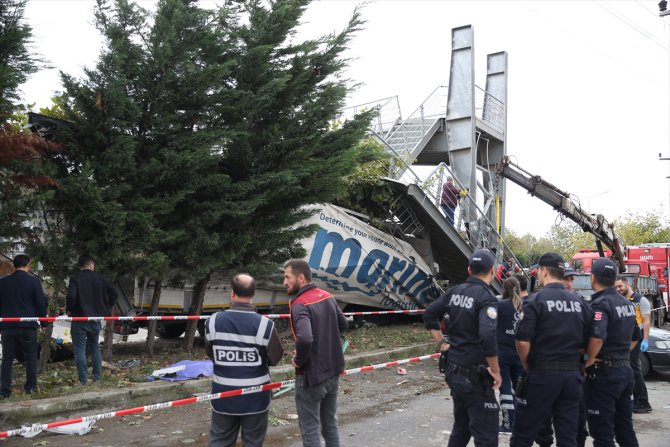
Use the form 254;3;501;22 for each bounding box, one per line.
0;352;440;438
0;309;425;323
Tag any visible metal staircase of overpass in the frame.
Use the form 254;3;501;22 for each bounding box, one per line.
362;25;528;291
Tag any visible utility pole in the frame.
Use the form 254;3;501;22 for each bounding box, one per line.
659;153;670;221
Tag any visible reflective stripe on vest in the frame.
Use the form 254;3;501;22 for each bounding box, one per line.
206;310;273;415
628;293;643;326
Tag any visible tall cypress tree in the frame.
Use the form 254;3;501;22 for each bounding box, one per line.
0;0;58;249
211;0;376;272
0;0;40;121
55;0;374;351
58;0;237;352
178;0;376;349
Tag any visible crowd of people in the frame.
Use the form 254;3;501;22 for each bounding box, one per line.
203;261;348;447
0;254;117;397
424;249;652;447
0;256;347;447
0;249;657;447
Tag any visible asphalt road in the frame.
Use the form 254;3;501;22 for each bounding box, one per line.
4;359;670;446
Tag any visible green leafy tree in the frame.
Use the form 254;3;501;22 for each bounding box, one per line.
55;0;235;354
614;211;670;246
546;221;602;262
504;229;553;267
175;0;376;349
334;138;393;225
0;0;55;239
0;0;41;121
49;0;372;353
0;0;71;371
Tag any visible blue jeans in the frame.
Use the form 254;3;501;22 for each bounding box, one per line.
441;204;456;226
1;327;38;396
71;321;102;384
295;375;340;447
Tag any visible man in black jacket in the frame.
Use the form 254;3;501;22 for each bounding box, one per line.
0;254;46;397
66;255;118;385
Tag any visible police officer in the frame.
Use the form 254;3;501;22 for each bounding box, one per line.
614;275;652;413
423;249;501;447
205;274;284;447
564;266;591;447
511;253;591;447
584;259;640;446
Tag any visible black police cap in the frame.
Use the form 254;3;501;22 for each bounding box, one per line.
538;252;565;269
591;258;617;280
563;267;577;278
469;249;495;270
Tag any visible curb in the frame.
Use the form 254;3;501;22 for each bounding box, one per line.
0;342;435;429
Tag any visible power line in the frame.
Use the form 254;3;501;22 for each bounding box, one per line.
634;0;670;25
593;1;669;51
522;3;667;89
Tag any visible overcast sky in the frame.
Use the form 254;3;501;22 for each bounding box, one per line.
21;0;670;238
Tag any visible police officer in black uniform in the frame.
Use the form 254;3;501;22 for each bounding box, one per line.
423;249;501;447
511;253;591;447
584;258;640;446
563;266;592;447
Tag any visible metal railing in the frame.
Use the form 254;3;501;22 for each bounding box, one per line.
475;86;505;135
338;95;401;137
373;129;529;284
421;163;529;283
382;86;448;174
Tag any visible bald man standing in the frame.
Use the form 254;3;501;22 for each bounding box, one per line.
205;274;284;447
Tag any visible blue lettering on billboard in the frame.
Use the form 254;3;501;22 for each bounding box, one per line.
308;229;436;305
309;229;361;278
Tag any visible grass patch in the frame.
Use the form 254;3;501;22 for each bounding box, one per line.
2;318;429;402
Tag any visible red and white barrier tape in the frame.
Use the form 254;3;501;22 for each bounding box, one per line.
651;304;669;313
0;352;439;438
0;309;425;323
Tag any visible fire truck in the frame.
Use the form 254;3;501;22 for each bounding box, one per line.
572;248;669;327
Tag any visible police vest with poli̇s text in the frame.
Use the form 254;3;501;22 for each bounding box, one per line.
205;310;274;415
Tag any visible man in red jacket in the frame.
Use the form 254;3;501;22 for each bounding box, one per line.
284;259;348;447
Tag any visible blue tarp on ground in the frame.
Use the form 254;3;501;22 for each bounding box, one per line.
147;360;213;382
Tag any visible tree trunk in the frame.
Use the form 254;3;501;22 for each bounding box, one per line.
103;320;114;362
38;291;58;372
183;272;210;352
145;278;162;358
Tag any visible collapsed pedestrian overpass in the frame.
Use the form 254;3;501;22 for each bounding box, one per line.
341;25;518;291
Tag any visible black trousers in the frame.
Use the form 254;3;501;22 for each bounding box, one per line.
585;366;638;447
445;369;499;447
208;410;269;447
1;327;38;397
510;370;583;447
629;339;650;406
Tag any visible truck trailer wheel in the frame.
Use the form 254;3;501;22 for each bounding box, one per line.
157;321;187;339
640;353;651;378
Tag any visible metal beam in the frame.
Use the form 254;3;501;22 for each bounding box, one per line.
446;25;477;210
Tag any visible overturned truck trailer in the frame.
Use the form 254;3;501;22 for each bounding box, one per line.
117;204;441;338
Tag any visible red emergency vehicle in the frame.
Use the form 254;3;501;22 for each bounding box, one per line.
626;244;670;295
572;246;670;326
